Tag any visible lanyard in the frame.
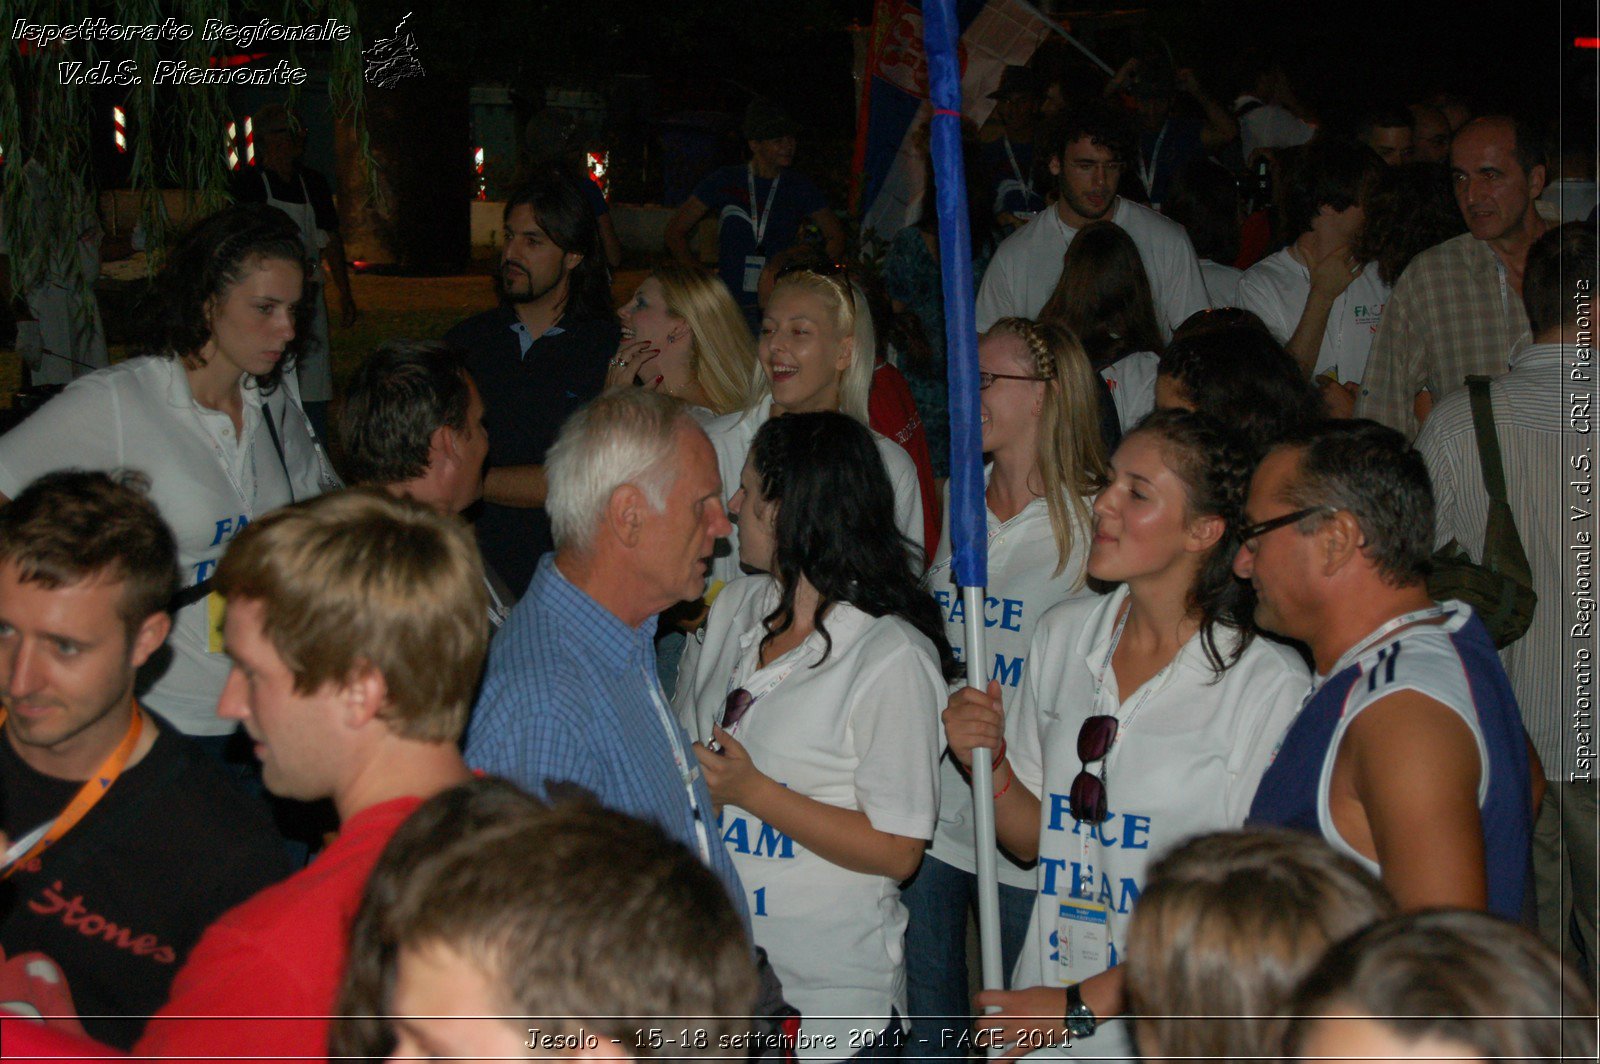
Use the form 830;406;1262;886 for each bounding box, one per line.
745;165;782;249
1002;135;1033;198
0;704;144;879
643;663;715;866
722;637;809;739
1310;604;1451;701
1137;120;1169;197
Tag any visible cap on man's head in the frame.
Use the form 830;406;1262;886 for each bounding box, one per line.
743;98;798;142
988;65;1042;100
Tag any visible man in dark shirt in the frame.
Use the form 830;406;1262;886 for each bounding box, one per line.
0;471;290;1048
444;171;620;595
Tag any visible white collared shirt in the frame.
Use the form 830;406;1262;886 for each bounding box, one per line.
0;355;332;734
1005;585;1307;1060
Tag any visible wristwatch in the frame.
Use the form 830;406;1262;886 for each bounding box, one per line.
1064;983;1098;1040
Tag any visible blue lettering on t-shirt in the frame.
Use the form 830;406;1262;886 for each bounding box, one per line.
936;593;1027;632
208;513;249;547
192;558;218;583
720;814;795;859
991;653;1024;687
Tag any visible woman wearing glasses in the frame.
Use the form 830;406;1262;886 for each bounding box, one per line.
905;318;1109;1061
942;409;1307;1060
675;411;958;1061
702;269;925;590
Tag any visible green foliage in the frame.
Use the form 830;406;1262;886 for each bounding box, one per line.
2;0;371;339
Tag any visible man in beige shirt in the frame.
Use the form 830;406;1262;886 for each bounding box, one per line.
1355;115;1550;439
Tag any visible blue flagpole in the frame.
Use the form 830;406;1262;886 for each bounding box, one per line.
922;0;1004;1003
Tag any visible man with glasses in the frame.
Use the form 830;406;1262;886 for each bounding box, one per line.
1239;420;1532;919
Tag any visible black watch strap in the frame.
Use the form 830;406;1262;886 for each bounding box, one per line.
1064;983;1098;1039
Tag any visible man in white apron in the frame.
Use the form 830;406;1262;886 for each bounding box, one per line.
239;104;359;438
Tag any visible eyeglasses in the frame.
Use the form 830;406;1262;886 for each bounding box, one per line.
1069;714;1119;824
1237;505;1337;551
978;371;1051;390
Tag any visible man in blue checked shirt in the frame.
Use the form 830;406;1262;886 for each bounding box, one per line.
465;389;747;916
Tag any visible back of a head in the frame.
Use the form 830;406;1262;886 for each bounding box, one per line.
651;262;758;416
1040;220;1162;364
368;786;757;1057
545;389;696;552
1286;909;1598;1062
502;169;612;323
1162;158;1241;265
1158;324;1323;460
213;488;488;743
336;340;471;487
1275;420;1433;588
1522;222;1597;338
1356;160;1468;286
1126;828;1395;1063
1282;136;1384;238
0;470;178;636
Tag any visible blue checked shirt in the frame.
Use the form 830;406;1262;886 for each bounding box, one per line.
466;554;750;925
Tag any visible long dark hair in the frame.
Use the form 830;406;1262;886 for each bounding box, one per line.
749;411;959;681
1039;220;1164;368
139;203;309;392
502;169;614;324
1129;409;1257;676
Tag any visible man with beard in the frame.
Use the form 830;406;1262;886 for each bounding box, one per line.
975;101;1208;336
444;172;620;595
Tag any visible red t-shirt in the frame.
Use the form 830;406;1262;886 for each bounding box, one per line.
869;360;940;562
133;797;424;1062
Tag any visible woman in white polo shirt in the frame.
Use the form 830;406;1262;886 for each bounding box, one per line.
701;269;924;591
0;205;335;748
676;411;956;1062
942;410;1307;1061
906;317;1109;1060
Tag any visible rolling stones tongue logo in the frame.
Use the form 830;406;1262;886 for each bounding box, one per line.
0;945;88;1038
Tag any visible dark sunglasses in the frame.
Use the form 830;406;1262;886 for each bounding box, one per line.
1069;714;1119;824
722;688;755;732
1237;505;1337;550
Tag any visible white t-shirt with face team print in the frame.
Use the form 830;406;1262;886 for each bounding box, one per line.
925;474;1101;890
1003;585;1307;1060
675;575;945;1062
0;356;334;735
1237;248;1391;384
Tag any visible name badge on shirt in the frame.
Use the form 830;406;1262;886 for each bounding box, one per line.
207;591;228;654
742;254;766;294
1058;898;1109;980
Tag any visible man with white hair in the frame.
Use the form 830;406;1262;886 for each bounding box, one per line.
464;389;747;914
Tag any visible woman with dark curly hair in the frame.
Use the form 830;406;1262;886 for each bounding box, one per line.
1155;317;1325;460
1356;160;1468;288
0;203;337;744
674;410;957;1061
942;410;1309;1061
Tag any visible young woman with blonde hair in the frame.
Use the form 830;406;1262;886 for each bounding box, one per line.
607;262;757;420
703;268;924;588
906;317;1110;1062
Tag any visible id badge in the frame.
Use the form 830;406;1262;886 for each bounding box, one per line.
1057;897;1109;981
742;254;766;294
207;591;228;654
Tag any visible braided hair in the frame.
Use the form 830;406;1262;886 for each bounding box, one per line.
749;411;960;681
1129;409;1258;676
985;318;1108;581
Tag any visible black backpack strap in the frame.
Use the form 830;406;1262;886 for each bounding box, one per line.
1465;376;1508;504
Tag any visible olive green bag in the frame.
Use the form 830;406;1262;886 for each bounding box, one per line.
1428;376;1537;648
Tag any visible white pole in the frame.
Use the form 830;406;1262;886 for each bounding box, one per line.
962;584;1005;1051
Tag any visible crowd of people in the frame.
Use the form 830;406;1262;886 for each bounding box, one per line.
0;50;1596;1064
